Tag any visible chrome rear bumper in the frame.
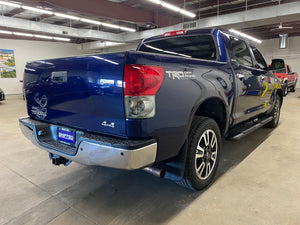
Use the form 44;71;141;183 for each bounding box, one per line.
19;117;157;170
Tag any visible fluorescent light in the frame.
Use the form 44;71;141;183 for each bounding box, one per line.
34;34;53;39
148;0;161;4
120;27;136;32
0;30;12;34
53;37;70;42
102;23;120;29
79;18;135;32
0;28;71;42
104;41;125;47
0;1;20;8
180;9;196;18
229;29;262;44
54;12;80;20
147;0;195;18
13;32;34;37
22;6;53;15
80;18;102;25
0;2;136;33
161;2;180;12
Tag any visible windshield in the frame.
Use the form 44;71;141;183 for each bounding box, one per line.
138;35;217;60
270;59;286;73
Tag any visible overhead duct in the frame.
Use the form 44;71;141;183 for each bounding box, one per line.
279;34;288;49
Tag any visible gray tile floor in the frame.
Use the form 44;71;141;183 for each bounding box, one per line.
0;92;300;225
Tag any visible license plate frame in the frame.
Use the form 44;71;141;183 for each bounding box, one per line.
57;127;76;146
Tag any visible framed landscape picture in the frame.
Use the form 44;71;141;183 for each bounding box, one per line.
0;49;16;78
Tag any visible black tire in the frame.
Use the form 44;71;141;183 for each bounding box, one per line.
177;117;221;191
265;94;281;128
283;83;288;96
290;79;297;92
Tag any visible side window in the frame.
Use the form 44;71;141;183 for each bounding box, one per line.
251;47;267;70
230;37;253;67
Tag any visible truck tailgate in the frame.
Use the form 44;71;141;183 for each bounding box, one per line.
24;53;127;137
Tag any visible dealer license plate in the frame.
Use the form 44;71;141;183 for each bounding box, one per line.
57;127;75;145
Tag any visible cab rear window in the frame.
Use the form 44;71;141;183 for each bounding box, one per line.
138;35;217;60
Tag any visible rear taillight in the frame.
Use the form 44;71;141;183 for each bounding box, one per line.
124;65;164;118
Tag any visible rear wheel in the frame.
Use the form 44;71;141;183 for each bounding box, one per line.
265;94;281;128
177;117;221;191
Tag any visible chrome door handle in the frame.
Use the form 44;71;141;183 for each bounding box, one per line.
237;73;245;79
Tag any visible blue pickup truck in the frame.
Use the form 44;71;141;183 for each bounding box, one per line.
19;28;283;190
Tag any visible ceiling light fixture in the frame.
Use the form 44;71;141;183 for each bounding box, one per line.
147;0;196;18
80;18;102;25
229;29;262;44
102;23;120;29
53;37;71;42
120;27;136;32
0;0;20;8
0;1;136;32
13;32;34;37
0;30;13;34
22;6;53;14
0;29;70;42
34;34;53;39
180;9;196;18
54;12;80;20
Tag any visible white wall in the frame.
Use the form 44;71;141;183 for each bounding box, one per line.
0;38;87;95
257;36;300;88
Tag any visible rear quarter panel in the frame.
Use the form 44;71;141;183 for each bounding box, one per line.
125;52;234;161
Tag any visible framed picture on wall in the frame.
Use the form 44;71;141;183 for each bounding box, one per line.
0;49;16;78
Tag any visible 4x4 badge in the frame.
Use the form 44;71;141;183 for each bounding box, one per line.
101;121;115;128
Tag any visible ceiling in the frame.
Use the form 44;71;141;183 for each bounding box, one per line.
0;0;299;45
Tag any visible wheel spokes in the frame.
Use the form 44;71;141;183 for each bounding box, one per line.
202;131;209;146
205;163;211;177
196;161;206;176
211;152;217;162
196;146;205;158
210;133;216;149
195;129;218;180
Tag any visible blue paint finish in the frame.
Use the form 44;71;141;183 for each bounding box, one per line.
23;28;281;163
24;53;127;137
213;29;227;63
125;50;234;161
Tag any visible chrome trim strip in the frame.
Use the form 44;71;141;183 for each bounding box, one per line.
19;117;157;170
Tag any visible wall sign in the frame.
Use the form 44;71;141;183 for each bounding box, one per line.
0;49;16;78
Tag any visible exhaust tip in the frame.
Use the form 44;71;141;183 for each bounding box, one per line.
143;167;166;178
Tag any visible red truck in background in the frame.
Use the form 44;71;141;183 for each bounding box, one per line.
270;59;298;95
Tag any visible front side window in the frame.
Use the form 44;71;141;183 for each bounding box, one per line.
251;47;267;70
139;35;217;60
230;37;253;67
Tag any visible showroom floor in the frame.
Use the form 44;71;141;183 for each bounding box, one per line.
0;92;300;225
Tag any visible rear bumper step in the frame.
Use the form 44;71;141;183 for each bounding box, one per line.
19;117;157;170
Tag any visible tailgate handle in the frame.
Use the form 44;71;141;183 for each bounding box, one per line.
51;71;67;83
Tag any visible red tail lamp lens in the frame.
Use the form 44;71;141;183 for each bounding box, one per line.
124;65;164;96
